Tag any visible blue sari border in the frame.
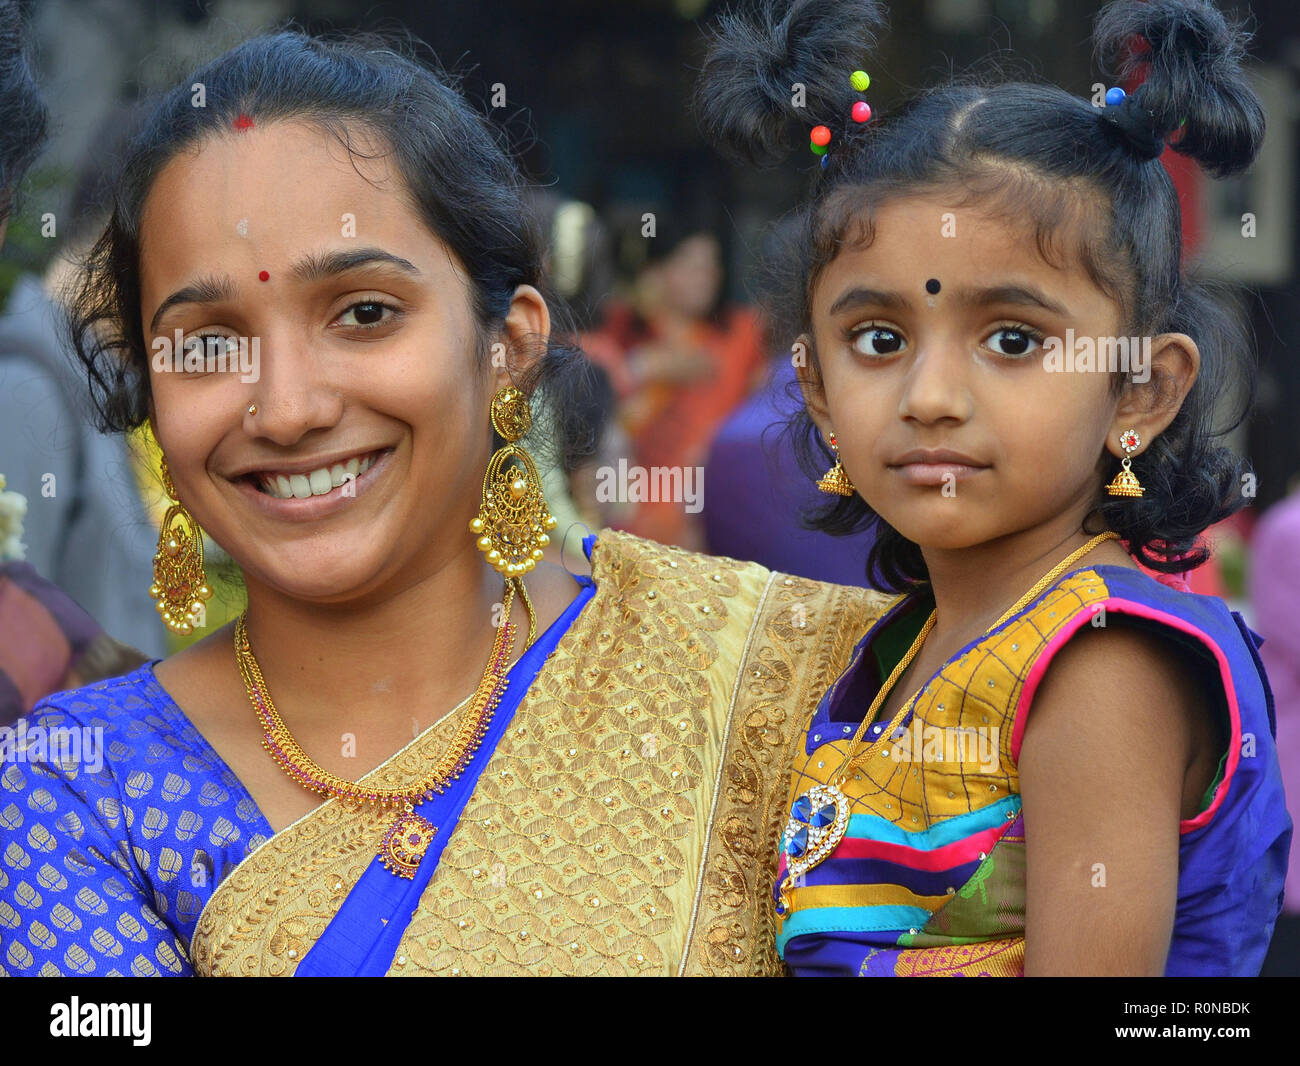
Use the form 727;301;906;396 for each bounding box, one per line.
296;569;597;976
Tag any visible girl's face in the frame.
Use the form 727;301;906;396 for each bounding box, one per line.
802;194;1128;553
140;119;512;604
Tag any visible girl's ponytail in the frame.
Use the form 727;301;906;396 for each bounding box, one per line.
1093;0;1265;177
695;0;885;167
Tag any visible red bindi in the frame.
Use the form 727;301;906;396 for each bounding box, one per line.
258;270;270;282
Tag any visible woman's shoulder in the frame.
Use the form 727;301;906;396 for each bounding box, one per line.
587;527;894;618
580;530;897;713
24;659;190;736
5;659;239;803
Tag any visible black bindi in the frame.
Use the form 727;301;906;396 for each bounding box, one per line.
925;278;941;295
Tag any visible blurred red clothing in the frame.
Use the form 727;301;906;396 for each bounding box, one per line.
582;302;767;548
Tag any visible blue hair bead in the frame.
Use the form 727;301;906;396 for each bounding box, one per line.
1105;86;1126;107
820;154;830;169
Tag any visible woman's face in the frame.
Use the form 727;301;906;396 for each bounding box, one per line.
642;233;723;319
802;193;1129;553
140;119;494;604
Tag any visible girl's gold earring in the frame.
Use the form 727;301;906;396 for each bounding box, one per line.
149;456;213;635
1106;429;1144;498
469;386;557;577
817;432;855;496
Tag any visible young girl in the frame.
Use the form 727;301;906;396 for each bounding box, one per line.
698;0;1291;975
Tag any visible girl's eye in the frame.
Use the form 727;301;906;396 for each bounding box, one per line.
850;325;906;358
336;300;395;328
985;326;1044;358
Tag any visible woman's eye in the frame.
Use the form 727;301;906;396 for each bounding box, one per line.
985;327;1042;358
181;334;239;361
850;326;906;358
337;301;393;328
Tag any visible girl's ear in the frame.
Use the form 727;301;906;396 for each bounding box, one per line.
494;284;552;392
1107;332;1200;457
792;332;831;435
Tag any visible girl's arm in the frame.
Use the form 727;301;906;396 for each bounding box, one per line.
1019;623;1216;976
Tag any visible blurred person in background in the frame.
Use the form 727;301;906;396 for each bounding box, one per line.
703;214;879;584
583;214;767;549
1251;476;1300;976
1;103;164;660
0;1;150;724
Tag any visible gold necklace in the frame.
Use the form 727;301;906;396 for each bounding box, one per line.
776;531;1119;913
234;575;537;878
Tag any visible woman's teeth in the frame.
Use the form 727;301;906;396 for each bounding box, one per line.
256;453;378;499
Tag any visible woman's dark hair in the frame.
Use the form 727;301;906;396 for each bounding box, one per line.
0;0;48;223
69;28;597;471
696;0;1264;586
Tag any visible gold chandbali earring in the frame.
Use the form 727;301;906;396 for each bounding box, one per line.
1106;429;1144;498
149;456;213;635
817;431;855;496
469;386;557;581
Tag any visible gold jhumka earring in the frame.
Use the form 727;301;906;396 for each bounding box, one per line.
1106;429;1144;498
817;431;855;496
469;386;557;578
149;455;213;635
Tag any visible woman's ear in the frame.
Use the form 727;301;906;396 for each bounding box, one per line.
494;284;551;392
792;332;831;436
1107;332;1200;458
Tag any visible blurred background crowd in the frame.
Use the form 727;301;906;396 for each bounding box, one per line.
0;0;1297;973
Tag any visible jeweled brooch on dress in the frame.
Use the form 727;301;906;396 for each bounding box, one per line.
379;807;438;879
777;782;850;914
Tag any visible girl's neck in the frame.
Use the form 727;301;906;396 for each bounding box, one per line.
916;522;1137;643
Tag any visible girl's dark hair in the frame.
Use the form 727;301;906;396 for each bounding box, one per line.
0;0;48;222
696;0;1264;587
69;28;597;470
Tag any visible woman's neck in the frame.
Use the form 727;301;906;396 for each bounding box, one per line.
235;542;566;735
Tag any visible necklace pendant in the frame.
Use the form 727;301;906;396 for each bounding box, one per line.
776;782;850;913
378;805;438;879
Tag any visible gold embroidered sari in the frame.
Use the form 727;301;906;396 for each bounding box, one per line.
189;530;891;975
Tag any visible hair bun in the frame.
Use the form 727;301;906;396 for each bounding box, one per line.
695;0;886;167
1099;95;1166;161
1093;0;1264;177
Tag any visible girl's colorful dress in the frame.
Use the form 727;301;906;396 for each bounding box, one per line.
0;530;892;976
776;563;1292;976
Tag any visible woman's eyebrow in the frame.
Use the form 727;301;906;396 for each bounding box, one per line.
149;275;235;333
290;247;421;282
147;249;423;333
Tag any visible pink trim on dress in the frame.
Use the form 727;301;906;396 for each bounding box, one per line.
1009;597;1241;835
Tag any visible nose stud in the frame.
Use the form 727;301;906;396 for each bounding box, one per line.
247;403;258;416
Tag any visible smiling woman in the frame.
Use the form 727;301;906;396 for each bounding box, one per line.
0;28;893;977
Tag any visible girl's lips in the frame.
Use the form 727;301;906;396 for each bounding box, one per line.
891;462;989;487
235;446;396;520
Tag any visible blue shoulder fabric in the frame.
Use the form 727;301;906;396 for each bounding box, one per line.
1;668;270;975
